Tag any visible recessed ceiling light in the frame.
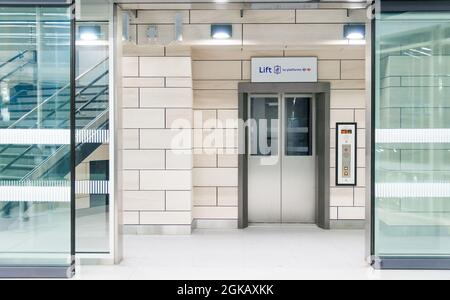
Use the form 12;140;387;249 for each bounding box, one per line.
344;24;366;40
211;24;232;40
79;25;101;41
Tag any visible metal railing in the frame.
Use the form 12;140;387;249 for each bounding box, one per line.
0;58;109;179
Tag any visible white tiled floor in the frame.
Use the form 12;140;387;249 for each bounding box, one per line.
75;225;450;280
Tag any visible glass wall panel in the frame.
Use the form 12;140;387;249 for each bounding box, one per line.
0;6;73;270
374;12;450;257
75;21;110;254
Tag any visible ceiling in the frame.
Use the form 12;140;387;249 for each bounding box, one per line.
115;0;369;10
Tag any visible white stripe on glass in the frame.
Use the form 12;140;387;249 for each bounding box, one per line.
0;129;70;145
376;129;450;144
0;129;110;145
75;180;109;195
376;183;450;198
75;129;109;144
0;181;70;202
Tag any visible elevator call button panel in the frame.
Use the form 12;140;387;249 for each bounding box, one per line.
336;123;357;186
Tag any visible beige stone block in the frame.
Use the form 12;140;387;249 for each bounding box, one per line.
123;191;165;211
330;90;366;109
357;148;366;168
284;46;365;60
330;109;354;128
140;211;192;225
166;150;193;170
131;10;189;24
123;170;140;190
123;44;165;57
123;212;139;225
355;109;366;129
193;129;238;149
123;109;165;129
165;45;192;57
318;60;340;80
193;80;241;90
330;128;336;148
194;153;217;168
329;80;365;90
193;110;217;129
140;57;192;77
193;168;238;187
166;77;193;88
194;90;238;109
341;60;365;80
191;47;284;60
193;61;242;80
357;168;365;187
330;168;336;187
194;187;217;206
123;88;139;108
354;188;366;207
140;170;192;190
193;207;238;219
123;150;165;170
123;129;139;149
330;207;338;220
330;187;354;207
330;149;336;168
190;9;295;24
243;24;342;47
338;207;365;220
218;154;238;168
218;187;238;206
166;109;193;129
166;191;192;211
357;129;366;148
217;110;238;128
296;9;367;23
140;88;193;108
122;57;138;77
242;61;251;80
140;129;192;150
123;77;165;88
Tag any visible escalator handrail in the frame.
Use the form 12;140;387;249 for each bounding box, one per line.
0;60;33;83
0;50;30;69
8;57;109;129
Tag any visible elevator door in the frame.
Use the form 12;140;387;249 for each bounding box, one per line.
248;94;316;223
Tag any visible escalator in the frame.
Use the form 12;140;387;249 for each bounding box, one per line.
0;55;109;181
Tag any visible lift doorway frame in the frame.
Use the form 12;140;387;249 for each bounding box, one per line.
238;82;331;230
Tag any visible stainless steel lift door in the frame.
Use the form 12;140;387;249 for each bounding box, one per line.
282;95;316;223
248;94;315;223
248;95;281;223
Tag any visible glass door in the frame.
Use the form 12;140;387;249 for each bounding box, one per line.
0;4;75;277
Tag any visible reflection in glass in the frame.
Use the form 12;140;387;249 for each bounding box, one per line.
285;97;311;156
250;96;279;156
374;12;450;257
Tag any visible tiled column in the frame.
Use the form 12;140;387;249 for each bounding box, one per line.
121;54;193;235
